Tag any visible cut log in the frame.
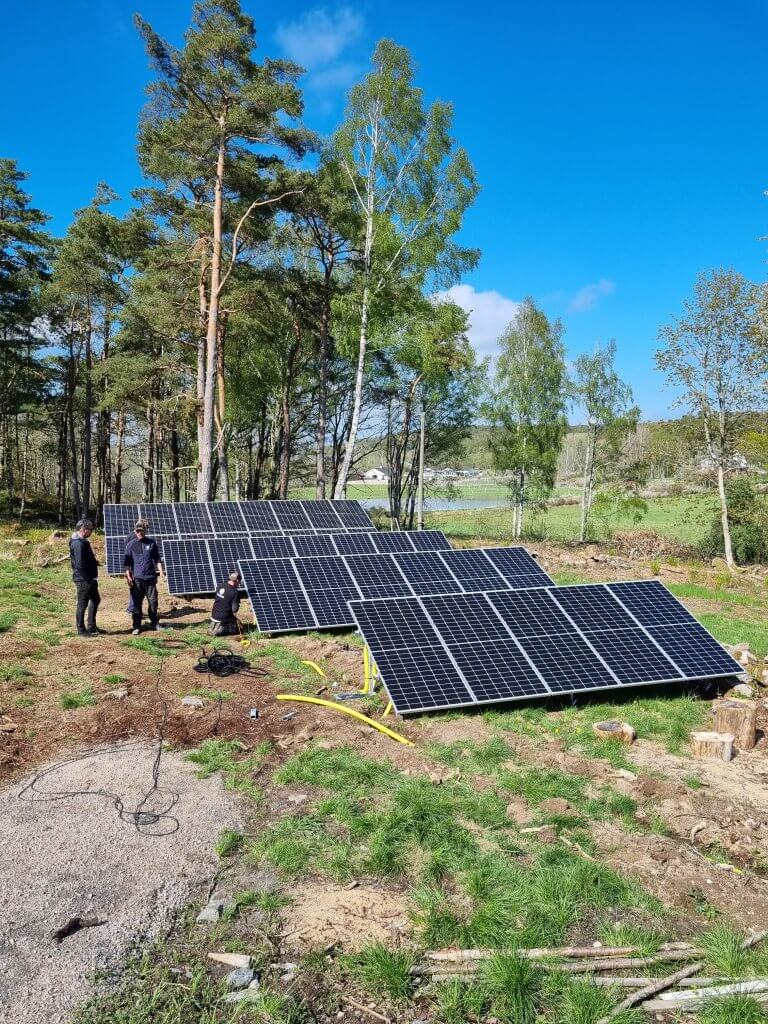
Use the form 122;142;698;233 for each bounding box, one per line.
592;720;636;745
713;699;757;750
643;978;768;1011
690;730;734;761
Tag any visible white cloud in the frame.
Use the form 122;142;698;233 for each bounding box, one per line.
568;278;616;313
276;8;363;72
438;284;521;360
308;61;363;91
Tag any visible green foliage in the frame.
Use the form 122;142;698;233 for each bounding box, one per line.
698;995;768;1024
215;829;243;858
702;478;768;564
103;673;125;684
185;738;270;801
349;943;416;1002
59;685;96;710
699;924;768;977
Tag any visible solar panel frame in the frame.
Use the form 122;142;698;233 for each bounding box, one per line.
206;501;249;535
300;499;346;530
105;535;128;575
208;537;255;591
103;503;140;537
163;539;215;595
139;502;179;537
237;557;319;633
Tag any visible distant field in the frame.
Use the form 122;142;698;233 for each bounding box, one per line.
290;481;582;502
425;493;717;545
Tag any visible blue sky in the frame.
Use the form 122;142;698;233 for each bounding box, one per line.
2;0;767;418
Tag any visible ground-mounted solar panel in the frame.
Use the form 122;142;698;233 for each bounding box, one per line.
333;533;378;555
163;539;215;595
346;553;413;599
238;501;281;532
439;548;508;591
238;557;317;632
105;535;127;575
373;531;417;553
350;579;742;715
103;503;140;537
293;534;339;557
294;556;363;628
483;547;553;587
174;502;214;536
332;500;377;529
270;500;313;532
139;502;179;537
249;536;296;559
300;499;344;530
207;501;248;535
208;537;254;591
394;551;464;595
409;530;453;552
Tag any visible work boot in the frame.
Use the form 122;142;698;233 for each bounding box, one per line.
131;627;140;636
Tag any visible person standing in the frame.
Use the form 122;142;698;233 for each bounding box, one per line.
70;519;101;637
124;522;164;634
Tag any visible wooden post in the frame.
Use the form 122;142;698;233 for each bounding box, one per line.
691;731;734;762
592;720;636;745
713;700;757;750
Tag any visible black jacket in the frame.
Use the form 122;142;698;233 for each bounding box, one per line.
123;535;162;580
70;534;99;582
212;582;240;622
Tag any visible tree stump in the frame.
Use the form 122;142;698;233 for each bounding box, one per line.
691;731;734;762
592;720;636;745
713;699;757;750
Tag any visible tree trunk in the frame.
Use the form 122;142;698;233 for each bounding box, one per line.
169;426;181;503
713;700;756;750
579;426;596;542
143;404;155;502
114;409;125;505
316;261;332;499
716;462;734;568
82;319;93;515
66;341;82;520
197;133;226;503
417;392;426;530
334;160;375;499
215;321;230;500
691;731;734;761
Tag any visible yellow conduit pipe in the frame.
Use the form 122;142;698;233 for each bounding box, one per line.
301;660;327;678
382;701;393;718
362;645;371;694
276;694;413;746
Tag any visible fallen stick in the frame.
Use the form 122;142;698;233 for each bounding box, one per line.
344;996;391;1023
595;929;768;1024
423;942;694;963
643;979;768;1011
415;950;697;976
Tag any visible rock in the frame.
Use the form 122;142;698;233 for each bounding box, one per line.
711;557;730;572
540;797;571;815
196;897;234;923
727;682;755;698
105;688;129;700
208;952;251;968
222;987;262;1004
505;799;534;825
612;779;637;798
287;793;308;805
181;695;205;709
225;966;256;990
616;769;638;781
0;719;18;733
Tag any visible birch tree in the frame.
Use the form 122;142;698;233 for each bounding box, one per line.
135;0;312;501
572;340;638;542
332;39;479;498
488;299;568;539
657;269;766;567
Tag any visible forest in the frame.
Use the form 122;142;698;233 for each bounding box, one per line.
1;0;767;558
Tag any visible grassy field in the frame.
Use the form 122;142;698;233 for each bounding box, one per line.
427;493;716;545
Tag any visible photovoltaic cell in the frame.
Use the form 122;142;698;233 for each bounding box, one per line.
449;641;550;703
271;500;312;531
552;585;638;633
647;623;742;677
585;628;682;683
333;533;378;555
208;538;254;590
239;501;281;532
394;551;463;595
139;503;179;536
486;589;574;638
300;500;344;530
516;633;618;692
373;532;417;553
607;580;697;627
408;530;453;552
174;502;213;535
483;546;553;586
103;504;140;537
333;500;376;529
207;501;248;534
105;535;127;575
294;556;361;628
249;536;296;559
345;554;411;598
293;534;338;557
237;557;317;633
163;539;214;594
439;549;507;591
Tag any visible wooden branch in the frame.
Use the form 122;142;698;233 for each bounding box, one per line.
643;979;768;1012
344;996;391;1024
594;961;705;1024
217;190;303;295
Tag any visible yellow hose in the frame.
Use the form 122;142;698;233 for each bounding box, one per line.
362;645;371;694
275;694;413;745
301;660;327;678
382;701;393;718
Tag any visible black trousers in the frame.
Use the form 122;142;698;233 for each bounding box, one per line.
75;579;100;633
130;578;158;630
209;618;239;637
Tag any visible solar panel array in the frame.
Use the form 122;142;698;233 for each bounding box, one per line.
102;500;376;576
238;546;553;633
349;580;742;714
159;529;450;596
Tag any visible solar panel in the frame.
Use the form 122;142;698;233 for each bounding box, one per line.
207;501;248;534
208;537;254;590
293;534;338;557
332;500;376;529
410;530;454;552
163;539;214;594
482;547;553;587
103;503;140;537
294;556;362;628
270;500;313;532
394;551;464;595
333;533;378;555
440;549;508;591
105;535;127;575
237;558;317;632
373;531;416;553
239;501;281;532
174;502;213;535
250;536;296;558
139;503;179;536
346;554;412;599
351;580;742;715
300;499;344;530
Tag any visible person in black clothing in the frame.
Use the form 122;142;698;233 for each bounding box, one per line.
209;571;242;636
70;519;101;637
124;522;164;634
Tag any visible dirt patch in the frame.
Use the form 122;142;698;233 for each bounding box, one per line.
0;743;243;1024
281;880;409;954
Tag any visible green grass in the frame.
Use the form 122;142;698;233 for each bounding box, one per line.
349;943;416;1003
185;738;271;802
59;685;96;710
698;612;768;657
215;828;243;858
425;493;714;545
185;686;234;702
103;673;126;684
699;924;768;977
698;996;768;1024
596;920;665;955
0;663;33;683
0;610;19;632
121;636;168;657
486;693;709;764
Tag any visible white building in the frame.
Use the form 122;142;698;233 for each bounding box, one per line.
363;467;388;482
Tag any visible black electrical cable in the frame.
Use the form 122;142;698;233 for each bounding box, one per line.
17;659;180;837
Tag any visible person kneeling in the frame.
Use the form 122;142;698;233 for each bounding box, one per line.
210;571;242;637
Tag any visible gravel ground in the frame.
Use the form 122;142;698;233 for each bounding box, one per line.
0;741;243;1024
